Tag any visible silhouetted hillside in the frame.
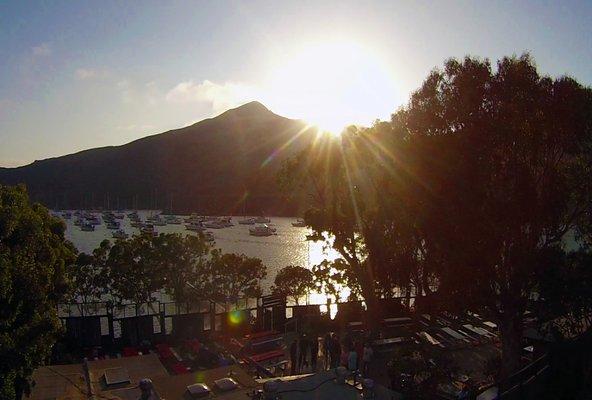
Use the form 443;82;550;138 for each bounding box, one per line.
0;102;317;215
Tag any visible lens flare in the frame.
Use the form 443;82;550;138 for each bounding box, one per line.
228;310;245;325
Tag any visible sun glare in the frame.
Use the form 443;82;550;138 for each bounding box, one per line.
261;40;396;134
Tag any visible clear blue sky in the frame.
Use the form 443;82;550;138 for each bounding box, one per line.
1;0;590;167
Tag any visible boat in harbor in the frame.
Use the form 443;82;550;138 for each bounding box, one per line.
141;223;158;237
165;215;182;224
254;216;271;223
112;229;128;239
81;223;95;232
291;218;306;227
249;224;276;237
184;213;203;223
106;220;120;230
204;217;233;229
238;217;256;225
186;222;206;232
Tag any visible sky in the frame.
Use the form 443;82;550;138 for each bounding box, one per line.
0;1;591;167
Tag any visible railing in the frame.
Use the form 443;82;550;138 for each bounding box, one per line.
475;354;550;399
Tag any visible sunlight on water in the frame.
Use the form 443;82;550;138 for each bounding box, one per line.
62;212;341;299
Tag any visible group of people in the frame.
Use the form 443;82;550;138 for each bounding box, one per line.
289;332;374;376
289;334;319;374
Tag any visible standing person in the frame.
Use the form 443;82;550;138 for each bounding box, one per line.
354;340;363;369
330;334;341;368
298;334;310;372
290;339;298;375
323;332;332;370
362;342;374;376
347;346;358;372
310;336;319;372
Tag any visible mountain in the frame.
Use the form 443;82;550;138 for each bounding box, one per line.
0;102;317;215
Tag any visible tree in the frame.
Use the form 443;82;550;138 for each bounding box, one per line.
280;54;592;379
279;125;432;322
103;234;165;309
0;185;76;399
271;265;315;305
158;233;212;309
68;240;112;309
201;251;267;303
394;54;592;377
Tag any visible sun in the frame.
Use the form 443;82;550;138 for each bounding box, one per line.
261;40;396;135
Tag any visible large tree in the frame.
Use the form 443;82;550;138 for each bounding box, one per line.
200;251;267;303
0;185;76;399
158;233;212;309
394;54;592;377
281;54;592;378
279;124;432;321
103;233;165;308
271;265;315;305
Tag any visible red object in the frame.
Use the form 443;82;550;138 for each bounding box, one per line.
122;347;139;357
171;361;190;374
185;339;201;353
156;343;174;360
249;349;285;363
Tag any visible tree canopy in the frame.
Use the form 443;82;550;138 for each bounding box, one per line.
280;54;592;377
0;185;76;399
69;232;267;308
271;265;315;305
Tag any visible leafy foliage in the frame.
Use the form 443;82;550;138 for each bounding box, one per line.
280;54;592;376
0;185;76;399
200;251;267;302
271;265;315;304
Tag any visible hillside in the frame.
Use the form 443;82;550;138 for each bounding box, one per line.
0;102;317;215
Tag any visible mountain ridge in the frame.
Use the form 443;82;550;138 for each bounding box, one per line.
0;101;316;215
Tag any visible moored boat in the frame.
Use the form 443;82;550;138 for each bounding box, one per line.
81;223;95;232
249;224;276;237
291;218;306;227
112;229;128;239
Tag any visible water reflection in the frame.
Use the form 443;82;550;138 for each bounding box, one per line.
63;213;341;299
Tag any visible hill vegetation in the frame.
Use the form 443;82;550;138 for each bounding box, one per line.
0;102;318;215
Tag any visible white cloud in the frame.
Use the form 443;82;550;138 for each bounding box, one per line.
32;43;51;57
75;68;98;80
116;79;161;106
165;80;258;114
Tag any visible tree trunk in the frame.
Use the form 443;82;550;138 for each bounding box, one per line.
499;312;524;382
363;294;382;330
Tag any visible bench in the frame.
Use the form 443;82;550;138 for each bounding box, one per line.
248;349;285;363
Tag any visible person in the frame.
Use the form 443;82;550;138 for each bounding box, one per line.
362;342;373;375
355;340;363;369
330;334;341;368
310;336;319;372
299;335;310;372
348;346;358;372
323;332;332;370
290;339;298;375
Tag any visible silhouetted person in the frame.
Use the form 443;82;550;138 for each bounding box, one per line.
299;335;310;371
330;334;341;368
362;342;373;376
323;332;332;369
310;336;319;372
290;339;298;375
